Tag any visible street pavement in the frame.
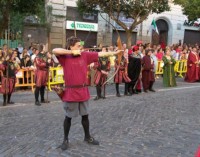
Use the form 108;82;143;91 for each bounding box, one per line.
0;78;200;157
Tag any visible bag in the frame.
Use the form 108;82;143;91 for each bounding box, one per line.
51;86;64;100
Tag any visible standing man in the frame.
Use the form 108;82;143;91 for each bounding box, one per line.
126;46;142;95
34;45;53;106
53;36;121;151
0;53;20;106
28;46;33;56
93;46;110;100
142;49;156;92
17;44;23;55
185;47;199;82
114;51;130;97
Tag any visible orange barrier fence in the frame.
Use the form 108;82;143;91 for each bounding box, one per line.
15;69;35;92
14;67;65;92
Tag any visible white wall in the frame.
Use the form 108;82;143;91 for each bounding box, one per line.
140;2;187;45
65;0;77;7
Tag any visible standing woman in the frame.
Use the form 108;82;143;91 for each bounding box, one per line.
162;48;177;87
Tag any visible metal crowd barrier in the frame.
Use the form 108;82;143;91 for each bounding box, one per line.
155;61;164;75
155;60;187;77
15;69;35;92
175;60;187;78
14;67;65;92
0;60;188;93
47;66;64;91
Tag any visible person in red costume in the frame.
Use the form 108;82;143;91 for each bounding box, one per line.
142;49;155;92
0;53;20;106
114;51;131;97
34;45;53;106
185;47;199;82
93;47;110;100
52;36;122;151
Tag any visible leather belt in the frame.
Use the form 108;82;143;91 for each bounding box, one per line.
65;84;88;88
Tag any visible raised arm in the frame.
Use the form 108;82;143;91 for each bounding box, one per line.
52;48;72;56
98;50;122;57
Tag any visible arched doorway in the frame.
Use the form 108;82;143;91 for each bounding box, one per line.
152;19;168;47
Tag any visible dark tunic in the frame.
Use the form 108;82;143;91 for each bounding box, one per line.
128;53;142;87
94;57;110;85
34;52;53;87
142;55;155;90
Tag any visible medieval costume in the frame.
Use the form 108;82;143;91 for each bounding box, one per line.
162;55;177;87
142;50;155;92
93;57;110;100
114;55;130;97
34;51;53;106
185;51;199;82
126;50;142;95
0;55;20;106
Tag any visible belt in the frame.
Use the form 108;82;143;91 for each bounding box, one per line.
65;84;88;88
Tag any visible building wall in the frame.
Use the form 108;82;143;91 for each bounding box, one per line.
46;0;67;50
23;25;48;49
139;2;199;46
48;0;200;49
65;0;77;7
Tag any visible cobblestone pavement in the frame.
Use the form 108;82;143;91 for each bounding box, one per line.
0;78;200;157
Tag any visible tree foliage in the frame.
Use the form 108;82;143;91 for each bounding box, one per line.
0;0;45;37
77;0;170;47
173;0;200;20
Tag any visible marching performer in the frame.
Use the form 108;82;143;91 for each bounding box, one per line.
126;46;142;95
52;36;122;151
142;49;156;93
93;47;110;100
0;52;20;106
114;51;131;97
185;47;199;82
34;45;53;106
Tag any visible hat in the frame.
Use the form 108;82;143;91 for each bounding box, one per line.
132;46;139;51
128;49;133;55
136;40;143;45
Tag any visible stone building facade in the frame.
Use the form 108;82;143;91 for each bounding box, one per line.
45;0;67;50
46;0;200;50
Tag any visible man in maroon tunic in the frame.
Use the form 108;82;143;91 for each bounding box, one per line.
53;36;121;151
34;45;53;106
185;47;199;82
93;47;110;100
114;52;130;97
0;53;20;106
142;49;155;92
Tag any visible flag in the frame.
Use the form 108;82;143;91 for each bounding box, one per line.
147;19;159;35
151;19;159;34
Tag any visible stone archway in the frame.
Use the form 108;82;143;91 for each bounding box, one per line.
152;19;169;47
